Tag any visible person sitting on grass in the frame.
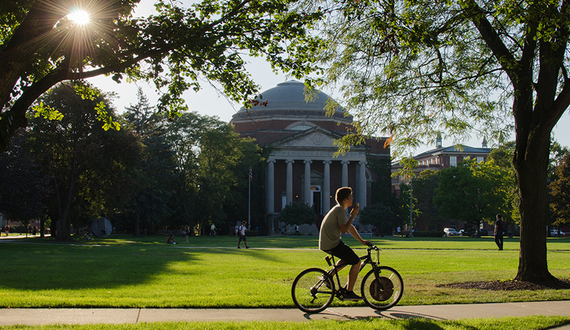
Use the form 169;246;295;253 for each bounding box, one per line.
319;187;369;301
167;235;176;244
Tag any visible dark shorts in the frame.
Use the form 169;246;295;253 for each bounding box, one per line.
239;234;247;242
324;240;360;265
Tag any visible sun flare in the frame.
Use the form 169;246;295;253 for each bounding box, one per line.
67;9;90;26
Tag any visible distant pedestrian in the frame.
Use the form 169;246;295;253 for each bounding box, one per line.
494;214;505;250
4;225;9;236
184;226;190;243
396;226;401;237
237;221;249;249
210;223;217;237
295;225;299;235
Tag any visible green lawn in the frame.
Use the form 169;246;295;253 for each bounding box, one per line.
1;234;569;308
0;316;569;330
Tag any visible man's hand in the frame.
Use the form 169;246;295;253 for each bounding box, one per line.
361;239;370;246
350;203;360;218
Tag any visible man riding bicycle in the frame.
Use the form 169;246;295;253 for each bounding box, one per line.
319;187;370;301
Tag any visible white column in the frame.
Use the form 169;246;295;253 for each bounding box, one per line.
267;159;275;214
286;159;294;205
323;160;331;212
359;161;367;208
304;159;312;205
341;160;350;187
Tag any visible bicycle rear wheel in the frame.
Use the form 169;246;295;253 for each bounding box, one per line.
361;266;403;310
291;268;334;313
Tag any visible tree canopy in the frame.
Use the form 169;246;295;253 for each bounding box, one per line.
24;82;142;240
278;202;317;227
306;0;570;281
434;159;512;228
0;0;322;151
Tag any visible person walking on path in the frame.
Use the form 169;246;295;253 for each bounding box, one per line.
494;214;505;250
319;187;369;301
237;221;249;249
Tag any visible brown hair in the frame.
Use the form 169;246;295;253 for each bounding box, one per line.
335;187;352;204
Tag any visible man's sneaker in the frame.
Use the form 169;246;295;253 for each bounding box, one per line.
342;291;362;301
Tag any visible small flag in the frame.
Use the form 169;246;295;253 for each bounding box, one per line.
249;167;253;182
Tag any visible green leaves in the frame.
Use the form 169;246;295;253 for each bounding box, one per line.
434;158;513;225
30;102;63;121
1;0;323;151
279;202;317;226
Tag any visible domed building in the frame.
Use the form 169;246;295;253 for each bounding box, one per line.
231;80;391;235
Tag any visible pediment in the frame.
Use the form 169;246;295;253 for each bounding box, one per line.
272;127;355;149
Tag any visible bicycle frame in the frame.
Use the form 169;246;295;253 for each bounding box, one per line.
324;246;380;299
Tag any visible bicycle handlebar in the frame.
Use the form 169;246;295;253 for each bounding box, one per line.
366;242;379;250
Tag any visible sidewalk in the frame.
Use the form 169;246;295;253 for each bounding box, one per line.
1;301;570;326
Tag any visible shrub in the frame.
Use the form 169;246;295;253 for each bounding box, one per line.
278;202;316;226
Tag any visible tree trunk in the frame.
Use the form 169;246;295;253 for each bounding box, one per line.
56;167;79;241
40;216;45;238
513;132;556;282
133;212;141;237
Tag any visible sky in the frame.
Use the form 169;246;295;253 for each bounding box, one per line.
89;0;570;156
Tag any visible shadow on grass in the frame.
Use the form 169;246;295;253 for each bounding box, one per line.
0;238;196;291
0;235;295;291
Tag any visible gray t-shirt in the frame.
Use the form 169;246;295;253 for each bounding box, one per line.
319;204;348;251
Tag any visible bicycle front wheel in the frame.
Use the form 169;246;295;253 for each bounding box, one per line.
361;266;403;310
291;268;334;313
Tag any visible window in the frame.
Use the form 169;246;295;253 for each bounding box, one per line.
450;156;457;167
477;156;484;163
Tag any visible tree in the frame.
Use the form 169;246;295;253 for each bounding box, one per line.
195;124;262;231
487;143;520;225
278;202;317;227
434;159;513;229
122;89;176;236
549;153;570;229
412;170;445;231
0;132;48;234
26;82;142;240
359;202;396;236
309;0;570;281
548;142;570;182
160;112;262;234
0;0;322;152
397;181;420;230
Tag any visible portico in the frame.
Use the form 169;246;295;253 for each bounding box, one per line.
230;80;390;235
266;154;368;214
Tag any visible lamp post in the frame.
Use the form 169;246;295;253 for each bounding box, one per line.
409;177;413;237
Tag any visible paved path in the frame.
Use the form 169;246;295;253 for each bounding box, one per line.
1;301;570;326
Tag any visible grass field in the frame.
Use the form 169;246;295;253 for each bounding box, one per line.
1;234;569;309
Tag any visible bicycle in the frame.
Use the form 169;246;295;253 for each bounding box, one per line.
291;243;403;313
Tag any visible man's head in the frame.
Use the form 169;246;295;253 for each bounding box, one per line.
242;221;247;226
336;187;353;205
497;214;502;220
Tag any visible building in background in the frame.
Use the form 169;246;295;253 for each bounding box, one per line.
391;135;493;233
231;80;391;235
391;135;492;196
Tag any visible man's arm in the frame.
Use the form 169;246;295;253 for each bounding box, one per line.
339;203;359;234
348;224;370;246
